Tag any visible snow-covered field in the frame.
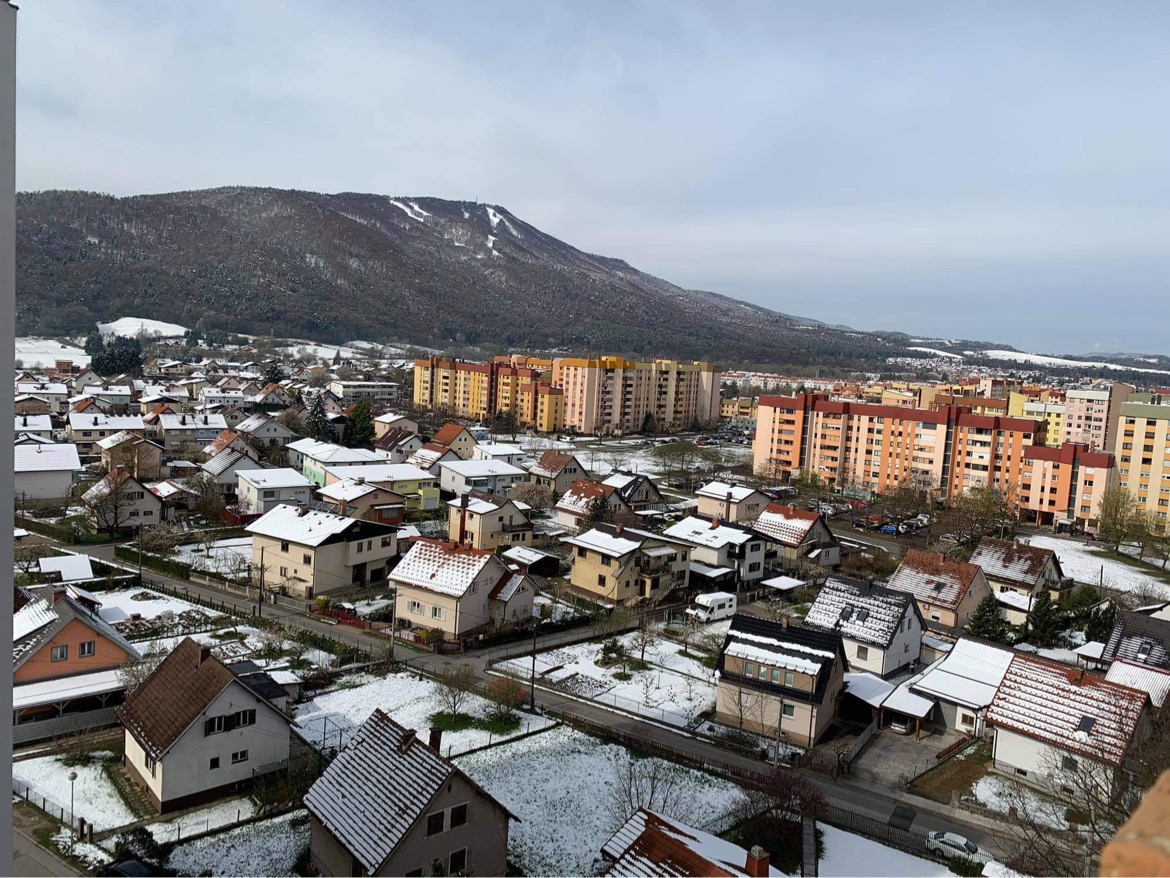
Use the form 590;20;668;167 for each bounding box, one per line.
1024;536;1170;600
98;317;188;338
493;629;716;728
294;671;555;756
12;752;138;832
819;824;949;877
973;774;1069;830
456;724;742;876
166;809;310;877
979;350;1170;376
101;797;257;850
15;337;91;368
175;537;253;577
96;586;227;627
906;346;964;359
575;442;752;479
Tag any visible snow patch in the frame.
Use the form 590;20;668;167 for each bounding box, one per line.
907;347;964;360
98;317;188;338
981;350;1170;375
15;337;91;368
388;199;429;222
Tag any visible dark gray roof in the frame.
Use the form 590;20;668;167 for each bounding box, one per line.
1102;612;1170;670
716;614;844;706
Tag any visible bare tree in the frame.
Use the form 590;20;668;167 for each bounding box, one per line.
723;681;766;732
509;482;557;511
432;663;479;718
630;622;660;667
607;751;698;829
678;617;703;657
483;677;526;723
84;474;138;538
733;765;827;823
117;643;169;696
138;522;184;559
14;542;53;576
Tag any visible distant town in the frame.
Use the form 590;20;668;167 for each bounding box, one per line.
9;319;1170;877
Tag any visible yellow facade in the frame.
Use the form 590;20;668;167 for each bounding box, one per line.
1116;401;1170;534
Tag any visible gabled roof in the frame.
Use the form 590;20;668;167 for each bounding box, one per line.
14;591;141;672
1105;660;1170;709
318;478;380;502
886;550;984;612
432;423;473;446
203;430;242;457
694;482;767;504
13;414;53;432
439;459;526;478
14;443;82;474
662;516;758;550
446;491;524;516
303;709;513;875
157;413;227;431
750;504;823;547
147;479;195;500
805;575;921;649
247;503;378;546
908;637;1014;708
602;809;781;877
375;426;418;452
1101;612;1170;669
602;470;664;504
530;450;581;479
202;448;254;476
116;637;288;761
969;538;1061;589
236;468;312;490
987;653;1148;766
716;614;844;705
81;468;150;503
406;443;457;471
389;539;500;597
556;479;625;516
321;463;433;484
564;523;684;560
67;413;146;431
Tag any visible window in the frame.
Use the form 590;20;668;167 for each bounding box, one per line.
1014;767;1029;777
426;812;445;836
262;490;275;499
280;541;289;552
856;645;869;661
1062;755;1079;773
205;709;256;736
771;669;781;683
431;606;445;621
79;641;96;658
782;704;796;719
279;566;289;577
745;662;755;677
449;849;467;874
748;562;761;573
303;553;311;564
959;712;976;728
409;600;423;615
209;757;220;770
758;665;767;680
381;536;394;548
51;645;68;662
145;755;156;778
356;542;363;553
231;750;249;764
784;671;794;687
450;804;467;827
598;574;606;587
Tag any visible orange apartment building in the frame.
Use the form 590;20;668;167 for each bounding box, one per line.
412;357;562;432
1017;442;1116;532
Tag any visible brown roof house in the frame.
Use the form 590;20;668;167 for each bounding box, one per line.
374;426;425;464
751;504;841;570
81;467;164;536
601;809;781;877
528;449;588;497
431;423;478;460
969;537;1065;599
117;637;292;813
885;550;992;629
304;709;516;877
555;479;636;532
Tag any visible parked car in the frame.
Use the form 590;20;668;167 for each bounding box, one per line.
879;524;900;535
926;832;984;861
888;716;914;735
847;499;868;510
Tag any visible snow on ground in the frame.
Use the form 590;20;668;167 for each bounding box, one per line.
174;537;253;577
50;827;113;869
533;594;579;621
818;824;950;877
294;671;555;757
973;775;1069;830
456;724;741;877
12;752;138;832
166;809;309;877
97;317;188;338
388;199;430;222
980;350;1170;376
96;586;225;626
15;337;91;368
1024;536;1170;599
576;441;752;479
351;596;394;617
907;347;964;360
101;798;257;850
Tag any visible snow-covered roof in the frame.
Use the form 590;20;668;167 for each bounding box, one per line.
529;450;581;479
157;413;226;431
883;678;937;718
1104;660;1170;708
446;494;514;515
760;575;806;592
13;414;52;432
556;479;620;516
987;654;1148;766
147;479;193;500
38;555;95;582
318;478;380;502
502;546;557;567
689;561;735;578
68;413;145;431
751;504;821;547
235;412;280;433
322;463;433;484
844;672;896;709
602;471;639;490
237;468;312;490
717;615;843;704
439;459;525;478
95;429;147;450
662;516;757;549
886;550;984;611
13;596;57;642
969;538;1060;589
694;481;765;504
374;412;413;426
602;808;783;877
305;444;381;465
14;667;125;710
805;576;918;649
994;591;1035;612
473;442;524;457
389;539;498;597
564;525;664;559
14;443;82;473
910;638;1016;709
405;445;453;471
1102;612;1170;670
247;504;358;547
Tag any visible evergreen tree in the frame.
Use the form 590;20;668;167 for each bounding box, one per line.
92;336;143;377
262;362;284;386
1085;602;1117;645
346;399;375;447
1026;589;1065;648
965;593;1011;644
83;332;105;355
305;394;333;443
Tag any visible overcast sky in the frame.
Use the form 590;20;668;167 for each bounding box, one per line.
15;1;1170;356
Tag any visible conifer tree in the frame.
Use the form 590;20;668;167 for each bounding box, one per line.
965;593;1011;644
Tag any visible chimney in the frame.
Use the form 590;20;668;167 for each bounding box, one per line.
400;729;417;753
614;525;623;534
198;645;213;664
51;588;66;604
21;415;27;426
745;846;770;878
458;493;469;544
93;415;98;426
297;506;309;517
203;415;208;425
1071;669;1085;685
726;489;734;519
428;727;443;752
180;414;186;425
781;615;788;629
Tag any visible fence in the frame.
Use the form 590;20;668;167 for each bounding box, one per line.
114;545;194;580
139;576;251;620
841;717;879;770
486;617;639;662
13;707;121;747
12;777;85;834
820;802;943;863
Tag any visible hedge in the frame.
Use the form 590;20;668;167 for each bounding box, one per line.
114;545;194;580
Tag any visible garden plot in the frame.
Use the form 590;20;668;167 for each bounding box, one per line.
12;752;138;832
455;724;742;877
175;537;254;577
50;827;113;870
96;586;229;635
165;809;310;877
493;636;716;728
143;624;335;672
294;671;555;757
1025;536;1170;600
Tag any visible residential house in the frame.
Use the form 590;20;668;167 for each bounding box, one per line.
447;492;534;552
147;479;199;520
67;412;147;458
885;550;992;629
555;479;636;531
327;379;400;404
750;504;841;570
695;482;771;524
246;504;398;598
317;478;407;527
528;450;588;497
16;381;69;413
14;443;82;503
563;523;691;603
431;423;478;459
97;431;165;481
251;383;294;409
320;463;440;511
406;442;463;475
389;539;534;635
661;516;766;588
289;439;382;486
235;411;298;450
1101;612;1170;669
374;427;424;464
1104;660;1170;711
373;412;420;438
986;654;1149;790
470;443;526;466
117;638;291;812
601;810;781;878
203;430;261;463
13;414;52;440
439;459;528;497
236;468;313;515
14;395;52;416
889;637;1015;735
81;467;164;534
304;709;514;877
200;387;249;409
154;413;229;453
805;576;924;678
969;538;1065;601
714;614;846;748
602;471;667;513
201;449;264;494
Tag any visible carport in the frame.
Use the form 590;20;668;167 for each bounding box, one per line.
880;682;935;740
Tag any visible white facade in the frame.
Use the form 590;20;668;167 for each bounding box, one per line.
843;605;922;677
327;379;400;403
237;469;313;515
439;461;527;497
992;727;1067;783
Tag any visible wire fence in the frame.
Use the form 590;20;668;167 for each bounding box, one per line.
12;777;84;833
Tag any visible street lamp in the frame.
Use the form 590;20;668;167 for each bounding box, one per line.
67;769;78;851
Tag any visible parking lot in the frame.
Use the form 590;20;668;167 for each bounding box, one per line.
849;725;963;788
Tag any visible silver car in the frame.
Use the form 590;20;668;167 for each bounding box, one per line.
926;831;983;861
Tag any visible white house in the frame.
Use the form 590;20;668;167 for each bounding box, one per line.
373;427;424;463
201;449;264;489
67;412;147;458
13;414;53;440
439;459;527;497
236;468;313;515
234;412;298;449
81;468;164;534
118;638;291;813
155;413;229;452
661;515;766;587
470;443;527;466
15;443;82;502
16;382;69;413
694;481;771;523
804;575;925;678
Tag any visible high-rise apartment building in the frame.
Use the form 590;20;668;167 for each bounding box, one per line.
1018;443;1116;532
1115;398;1170;534
1061;384;1133;451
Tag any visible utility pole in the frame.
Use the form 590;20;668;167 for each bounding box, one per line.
258;545;265;618
529;628;537;711
388;585;397;665
137;523;143;579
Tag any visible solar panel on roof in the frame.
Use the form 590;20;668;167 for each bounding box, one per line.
1077;716;1095;733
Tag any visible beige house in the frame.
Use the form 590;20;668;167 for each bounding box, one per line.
694;481;771;524
373;412;420;439
554;479;636;531
563;524;691;603
97;431;165;481
305;710;514;877
528;450;589;497
317;478;407;527
389;540;535;637
886;549;992;629
447;492;534;551
431;423;478;460
715;615;846;748
246;504;398;599
751;504;841;570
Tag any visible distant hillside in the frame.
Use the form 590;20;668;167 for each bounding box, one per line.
16;187;912;370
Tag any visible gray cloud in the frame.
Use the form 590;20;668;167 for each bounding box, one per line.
15;0;1170;355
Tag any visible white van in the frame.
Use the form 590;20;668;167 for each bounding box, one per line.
685;591;738;624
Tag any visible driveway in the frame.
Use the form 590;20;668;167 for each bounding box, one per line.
850;726;962;788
